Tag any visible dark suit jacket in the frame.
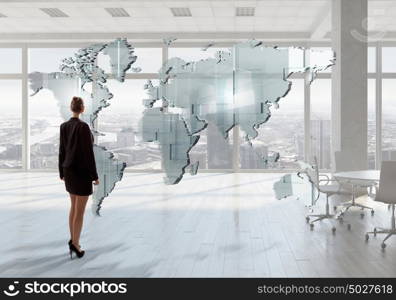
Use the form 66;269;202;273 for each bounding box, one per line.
58;117;98;181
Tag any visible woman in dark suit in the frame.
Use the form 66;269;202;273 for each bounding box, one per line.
58;96;99;259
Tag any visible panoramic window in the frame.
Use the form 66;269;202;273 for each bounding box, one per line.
368;79;376;169
97;47;162;74
310;79;331;169
0;44;384;171
310;47;332;73
382;47;396;73
382;79;396;161
239;79;304;170
168;47;228;62
28;48;78;169
0;48;22;73
29;48;79;73
368;47;376;73
97;79;162;170
167;47;234;170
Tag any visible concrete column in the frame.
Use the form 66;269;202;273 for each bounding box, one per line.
331;0;368;171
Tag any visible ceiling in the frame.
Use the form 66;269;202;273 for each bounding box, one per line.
0;0;395;42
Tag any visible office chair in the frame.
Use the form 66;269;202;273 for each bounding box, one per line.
305;156;353;233
365;161;396;249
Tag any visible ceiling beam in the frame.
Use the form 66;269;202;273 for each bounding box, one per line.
310;2;331;40
0;31;312;41
2;30;396;43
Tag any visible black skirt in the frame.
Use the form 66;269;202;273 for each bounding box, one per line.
63;166;93;196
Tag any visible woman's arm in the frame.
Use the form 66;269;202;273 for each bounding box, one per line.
81;123;99;181
58;125;65;179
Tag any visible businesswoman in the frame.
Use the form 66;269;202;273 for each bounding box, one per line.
58;96;99;259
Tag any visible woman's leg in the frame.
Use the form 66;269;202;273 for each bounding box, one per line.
69;193;77;241
72;195;89;249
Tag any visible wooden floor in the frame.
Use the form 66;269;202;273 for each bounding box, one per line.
1;171;396;278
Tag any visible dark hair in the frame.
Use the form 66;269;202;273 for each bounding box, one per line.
70;96;84;113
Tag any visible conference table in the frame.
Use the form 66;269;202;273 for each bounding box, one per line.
333;170;380;182
333;170;380;214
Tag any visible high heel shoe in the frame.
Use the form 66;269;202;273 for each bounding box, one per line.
69;243;85;259
68;239;80;248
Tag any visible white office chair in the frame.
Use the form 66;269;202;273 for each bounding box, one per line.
305;157;352;233
365;161;396;249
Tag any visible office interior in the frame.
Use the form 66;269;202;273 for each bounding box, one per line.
1;0;396;277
